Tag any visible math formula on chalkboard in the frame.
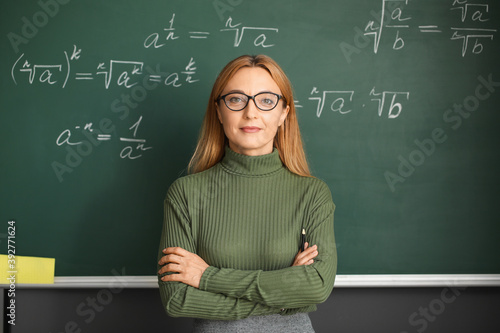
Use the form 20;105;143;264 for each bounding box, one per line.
363;0;497;56
5;1;497;183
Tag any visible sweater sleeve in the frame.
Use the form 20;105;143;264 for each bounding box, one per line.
158;193;284;320
198;183;336;310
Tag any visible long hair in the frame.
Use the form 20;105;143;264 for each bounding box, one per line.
188;55;311;177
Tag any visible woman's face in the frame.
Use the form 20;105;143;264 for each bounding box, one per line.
216;67;289;156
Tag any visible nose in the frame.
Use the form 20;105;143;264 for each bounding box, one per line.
243;98;259;118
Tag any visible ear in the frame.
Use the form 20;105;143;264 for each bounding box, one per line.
279;105;289;127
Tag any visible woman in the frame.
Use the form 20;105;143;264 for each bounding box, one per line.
157;54;336;332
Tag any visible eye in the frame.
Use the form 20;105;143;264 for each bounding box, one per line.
257;93;278;107
228;96;243;104
226;94;247;105
261;98;274;105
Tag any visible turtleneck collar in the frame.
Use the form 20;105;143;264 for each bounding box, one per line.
220;145;284;176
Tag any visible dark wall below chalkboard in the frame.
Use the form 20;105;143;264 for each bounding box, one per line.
11;288;500;333
1;0;499;276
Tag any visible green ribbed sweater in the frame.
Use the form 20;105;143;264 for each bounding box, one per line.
158;146;336;320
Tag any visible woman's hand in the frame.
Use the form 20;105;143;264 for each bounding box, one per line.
158;247;209;289
292;242;318;266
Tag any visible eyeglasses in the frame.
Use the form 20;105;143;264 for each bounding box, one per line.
218;92;285;111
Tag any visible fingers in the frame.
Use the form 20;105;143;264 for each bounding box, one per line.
292;244;319;266
158;262;181;276
161;272;181;282
301;245;318;264
299;244;318;258
158;246;191;266
158;253;183;266
162;246;189;256
157;247;208;289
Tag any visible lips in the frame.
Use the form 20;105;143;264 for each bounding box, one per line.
241;126;261;133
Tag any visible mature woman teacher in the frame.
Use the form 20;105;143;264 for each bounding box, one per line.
157;54;336;332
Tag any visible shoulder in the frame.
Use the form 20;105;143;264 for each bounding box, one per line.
286;170;333;197
308;177;335;210
284;171;335;210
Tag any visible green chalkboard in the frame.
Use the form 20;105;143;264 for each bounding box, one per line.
1;0;499;276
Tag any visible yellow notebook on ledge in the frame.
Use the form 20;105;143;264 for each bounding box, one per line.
0;255;55;284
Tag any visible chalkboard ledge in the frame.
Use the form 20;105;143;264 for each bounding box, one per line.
4;275;500;289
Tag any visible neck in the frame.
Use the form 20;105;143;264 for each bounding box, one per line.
221;145;283;176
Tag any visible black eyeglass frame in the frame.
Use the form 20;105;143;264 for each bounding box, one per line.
218;92;286;111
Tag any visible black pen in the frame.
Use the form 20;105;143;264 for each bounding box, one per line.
300;228;306;252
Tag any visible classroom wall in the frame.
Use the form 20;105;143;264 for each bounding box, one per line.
6;287;500;333
2;1;500;331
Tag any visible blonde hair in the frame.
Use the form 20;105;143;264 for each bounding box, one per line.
188;55;311;177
